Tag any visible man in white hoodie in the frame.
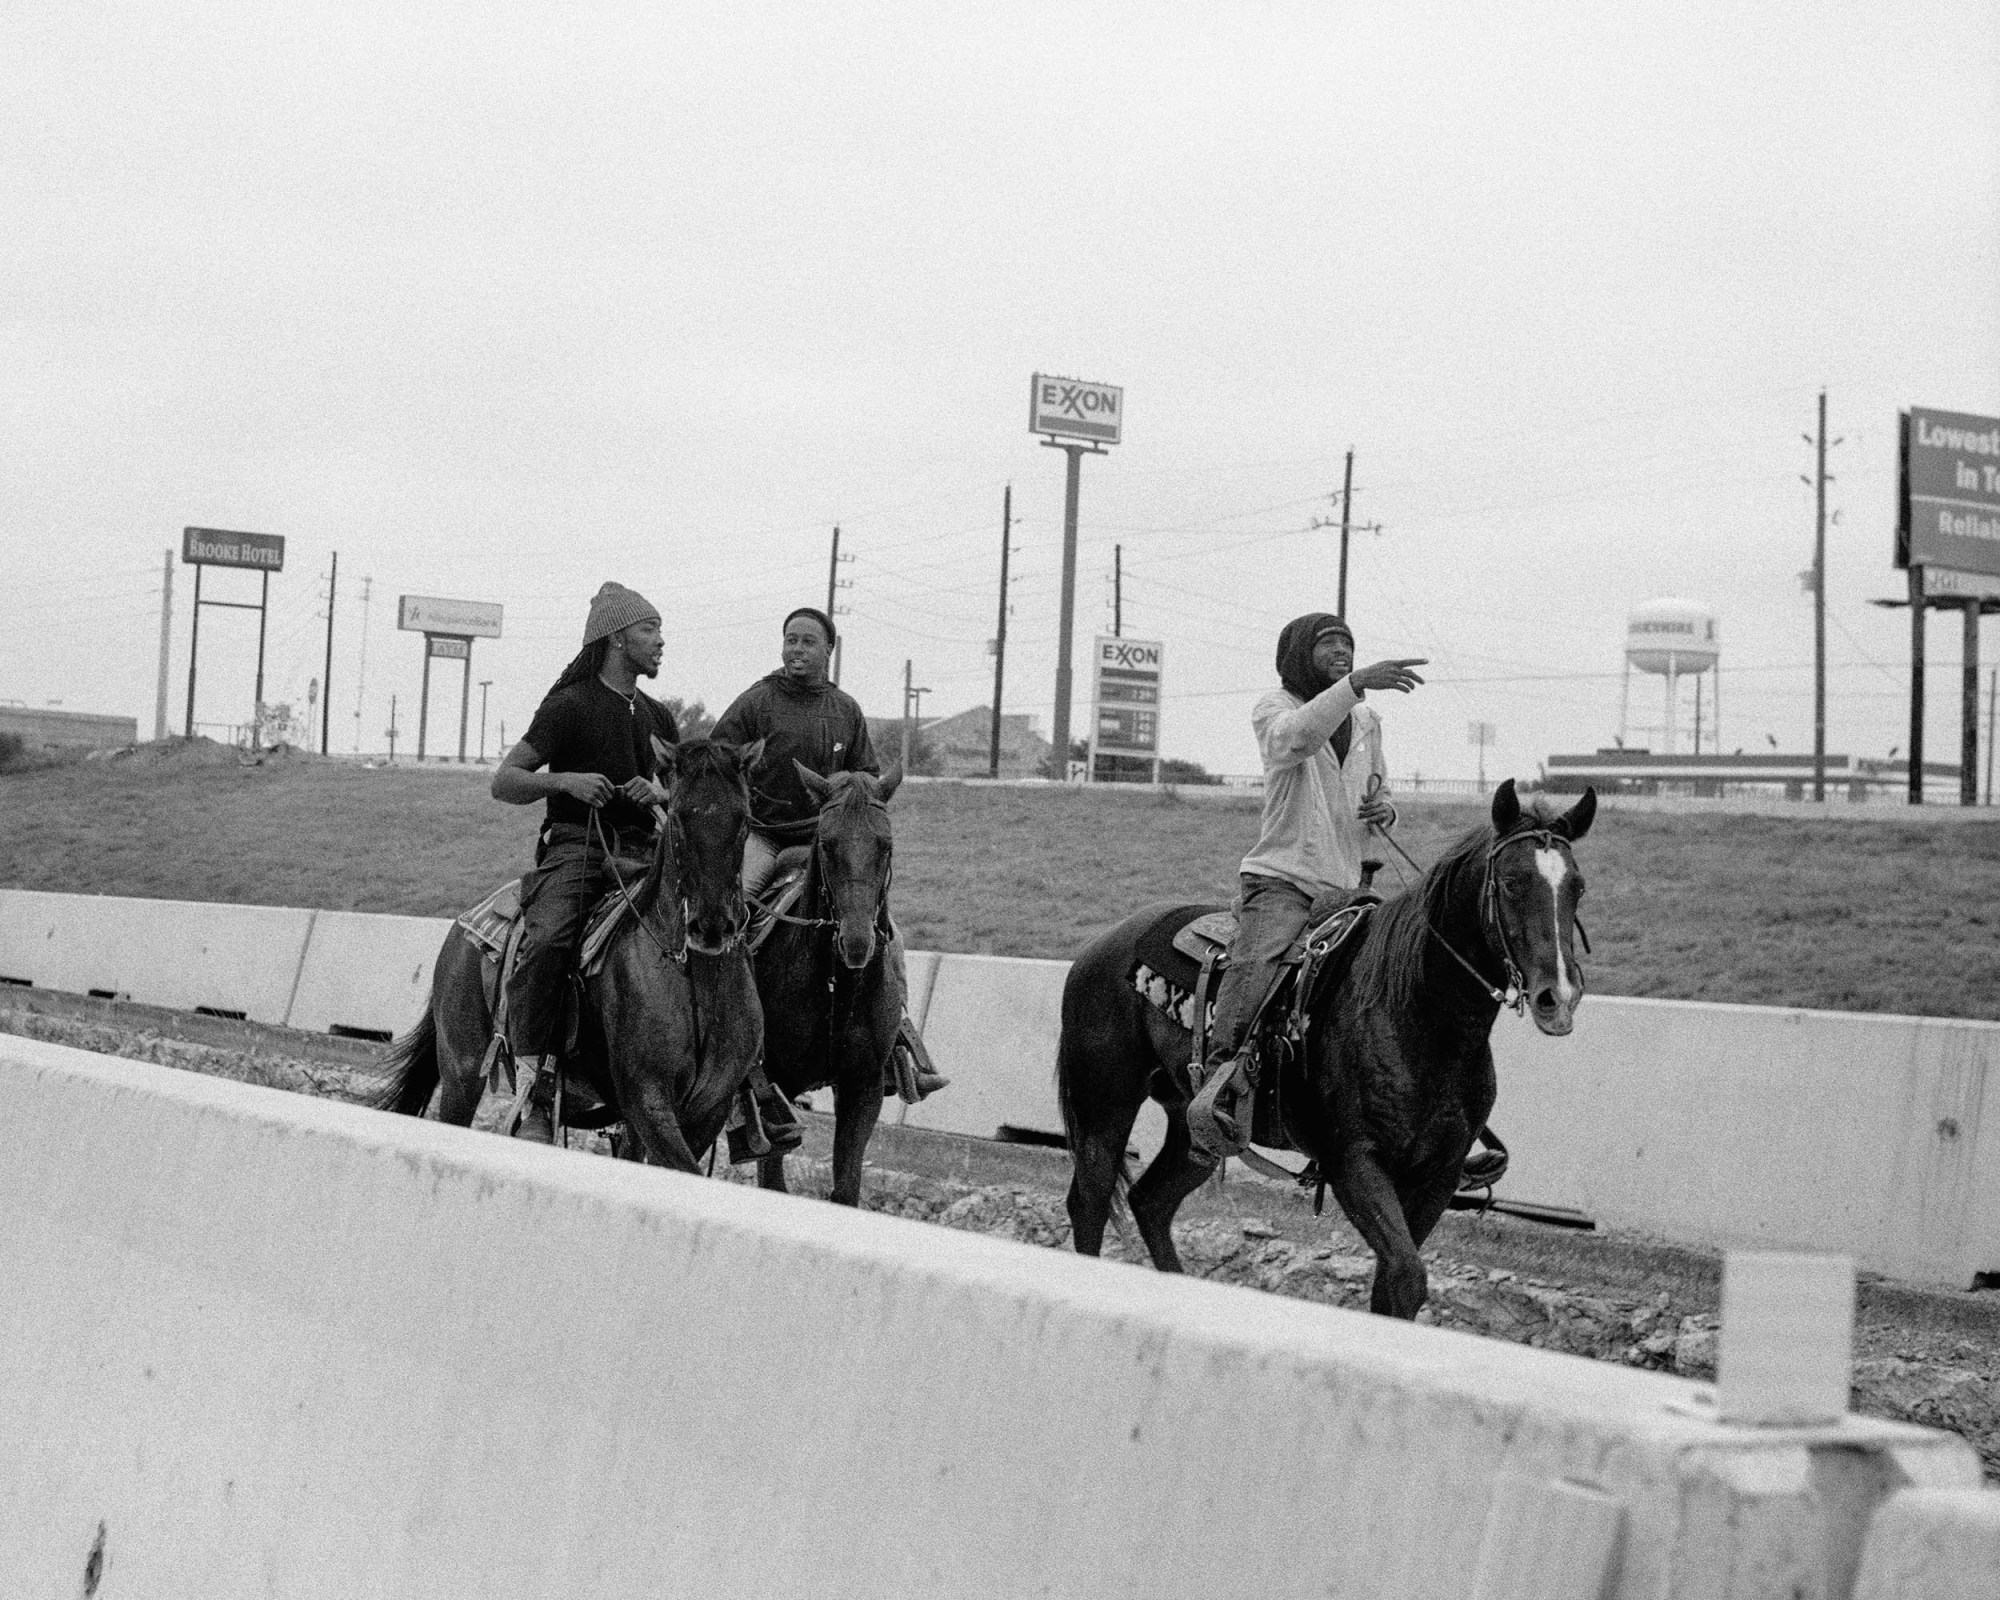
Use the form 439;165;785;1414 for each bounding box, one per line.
1187;612;1425;1158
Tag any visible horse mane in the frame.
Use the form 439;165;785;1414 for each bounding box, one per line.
1347;797;1572;1014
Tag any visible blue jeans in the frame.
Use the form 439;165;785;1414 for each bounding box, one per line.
1203;873;1315;1066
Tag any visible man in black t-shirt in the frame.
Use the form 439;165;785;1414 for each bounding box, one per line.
492;581;678;1142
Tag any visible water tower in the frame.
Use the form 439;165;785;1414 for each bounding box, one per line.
1620;599;1720;755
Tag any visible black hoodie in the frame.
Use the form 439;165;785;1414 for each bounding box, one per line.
711;670;880;843
1274;613;1356;760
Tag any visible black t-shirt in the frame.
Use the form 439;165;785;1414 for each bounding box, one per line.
521;679;679;835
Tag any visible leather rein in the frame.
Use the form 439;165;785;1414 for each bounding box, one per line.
590;789;755;968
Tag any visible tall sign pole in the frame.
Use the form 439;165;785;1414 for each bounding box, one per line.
1030;374;1121;780
397;596;503;765
153;548;173;742
825;526;852;685
1897;405;2000;803
321;551;337;754
179;527;285;745
988;484;1011;780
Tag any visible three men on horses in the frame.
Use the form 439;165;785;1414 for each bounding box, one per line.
492;582;678;1143
1187;612;1425;1159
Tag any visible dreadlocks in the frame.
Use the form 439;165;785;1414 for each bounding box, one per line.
538;638;609;711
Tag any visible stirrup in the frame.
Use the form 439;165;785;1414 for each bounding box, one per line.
1186;1055;1251;1162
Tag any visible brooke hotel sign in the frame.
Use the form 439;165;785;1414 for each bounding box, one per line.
1901;406;2000;580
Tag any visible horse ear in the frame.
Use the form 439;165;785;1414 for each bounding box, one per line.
1554;785;1597;842
1490;777;1520;835
875;763;904;803
792;759;832;802
651;736;680;781
733;737;766;774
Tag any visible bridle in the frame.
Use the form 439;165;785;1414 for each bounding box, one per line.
766;796;895;945
1371;819;1586;1015
589;783;754;967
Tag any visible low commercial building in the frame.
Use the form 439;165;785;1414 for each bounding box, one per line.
0;706;138;752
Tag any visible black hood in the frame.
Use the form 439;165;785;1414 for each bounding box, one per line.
1275;613;1352;703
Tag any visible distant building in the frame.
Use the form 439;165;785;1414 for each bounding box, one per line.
865;707;1052;779
0;705;138;751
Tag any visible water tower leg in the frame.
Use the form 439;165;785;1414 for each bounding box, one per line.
1663;657;1677;756
1619;660;1631;748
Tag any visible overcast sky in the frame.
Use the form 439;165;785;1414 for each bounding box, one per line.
6;3;1997;782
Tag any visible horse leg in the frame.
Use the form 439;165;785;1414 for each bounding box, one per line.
432;930;498;1127
828;1063;885;1207
1124;1110;1220;1272
1326;1147;1431;1318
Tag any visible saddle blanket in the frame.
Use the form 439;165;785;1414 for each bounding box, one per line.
453;874;639;978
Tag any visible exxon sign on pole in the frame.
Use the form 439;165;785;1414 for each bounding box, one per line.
1089;635;1162;784
1032;374;1122;778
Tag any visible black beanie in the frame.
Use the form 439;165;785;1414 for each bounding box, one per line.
783;606;837;647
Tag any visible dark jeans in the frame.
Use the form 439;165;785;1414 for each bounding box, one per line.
1204;873;1315;1067
505;823;649;1058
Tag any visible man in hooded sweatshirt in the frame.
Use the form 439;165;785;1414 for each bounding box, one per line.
713;605;947;1107
1186;613;1425;1159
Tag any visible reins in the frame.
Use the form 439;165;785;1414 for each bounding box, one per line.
590;805;686;968
1367;817;1578;1017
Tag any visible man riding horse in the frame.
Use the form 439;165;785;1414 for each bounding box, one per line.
1186;612;1425;1159
712;605;947;1142
490;581;679;1143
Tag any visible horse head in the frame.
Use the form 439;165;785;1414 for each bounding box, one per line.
652;734;764;955
1482;778;1597;1036
795;761;902;970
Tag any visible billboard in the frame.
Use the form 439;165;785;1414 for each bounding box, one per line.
1090;635;1162;759
427;636;470;660
398;595;504;637
1030;374;1123;445
1901;407;2000;579
182;527;285;571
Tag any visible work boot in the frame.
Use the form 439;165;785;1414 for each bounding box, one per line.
883;1016;949;1102
511;1055;558;1145
1186;1050;1255;1162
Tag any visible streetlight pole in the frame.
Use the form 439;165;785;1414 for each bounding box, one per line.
478;679;493;761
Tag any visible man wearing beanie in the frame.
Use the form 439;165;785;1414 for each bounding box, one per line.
1186;614;1425;1160
490;581;679;1143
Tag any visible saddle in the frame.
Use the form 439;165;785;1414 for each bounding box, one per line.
1130;871;1384;1157
453;868;651;1133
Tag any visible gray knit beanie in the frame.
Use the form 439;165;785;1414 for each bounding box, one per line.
583;582;660;646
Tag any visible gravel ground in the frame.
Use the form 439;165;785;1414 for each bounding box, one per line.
8;991;1997;1479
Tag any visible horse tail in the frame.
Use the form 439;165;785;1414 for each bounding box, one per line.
368;1005;440;1116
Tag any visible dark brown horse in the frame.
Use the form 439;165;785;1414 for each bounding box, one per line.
370;737;766;1169
1058;779;1596;1318
751;763;904;1206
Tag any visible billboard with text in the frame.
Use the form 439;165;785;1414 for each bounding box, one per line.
1901;407;2000;579
398;595;503;637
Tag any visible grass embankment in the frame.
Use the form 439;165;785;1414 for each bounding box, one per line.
4;743;1999;1018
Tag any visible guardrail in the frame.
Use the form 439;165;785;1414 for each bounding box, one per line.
3;1033;1986;1599
3;888;1997;1289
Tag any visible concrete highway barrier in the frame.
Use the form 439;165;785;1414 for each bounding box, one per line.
4;889;1998;1288
4;1032;1986;1599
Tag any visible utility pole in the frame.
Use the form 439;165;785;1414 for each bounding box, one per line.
1963;600;1982;807
352;576;373;752
1309;449;1380;618
1986;666;1996;806
321;551;337;754
386;694;399;762
478;679;493;762
1044;439;1105;775
901;658;929;773
989;484;1011;780
1802;391;1840;801
153;548;173;742
826;525;853;685
1113;544;1122;638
